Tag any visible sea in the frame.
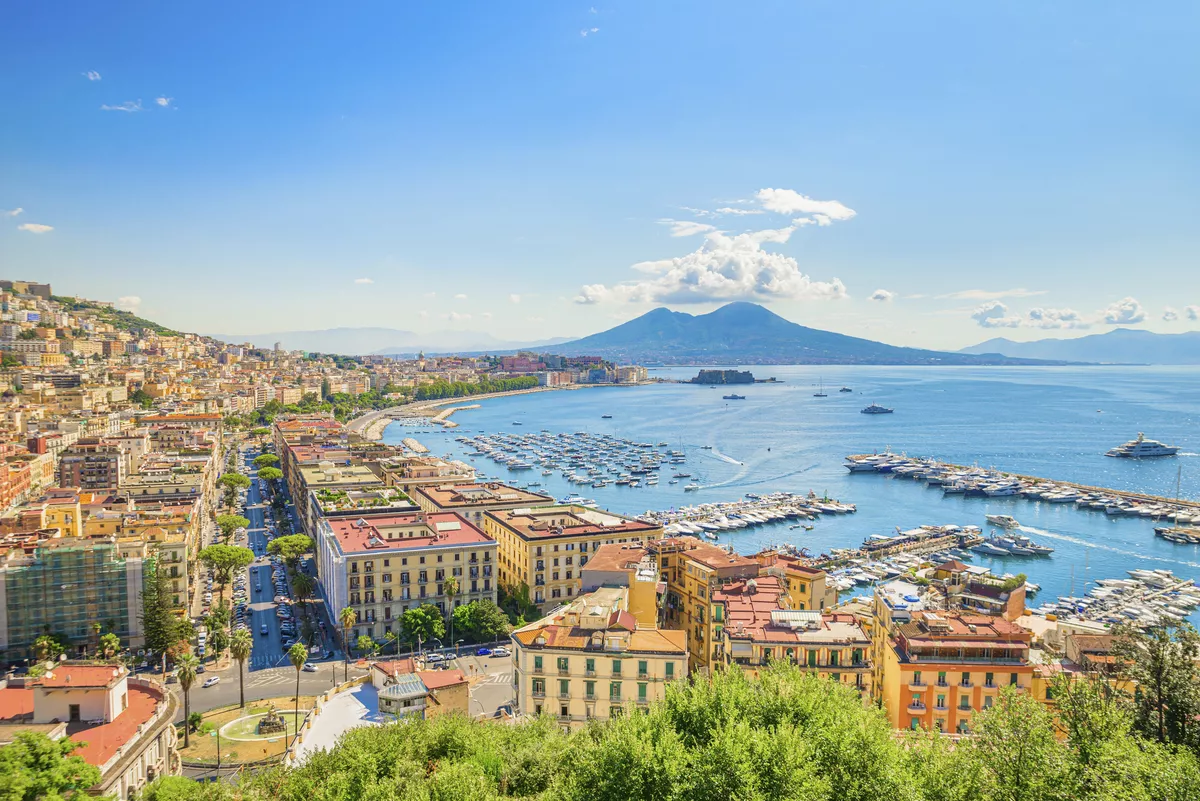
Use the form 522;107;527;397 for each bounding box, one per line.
381;365;1200;621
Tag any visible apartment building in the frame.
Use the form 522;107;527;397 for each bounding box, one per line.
58;442;126;491
873;581;1034;734
756;550;839;611
511;586;687;728
298;462;383;536
647;538;758;673
313;511;497;643
410;482;553;527
486;505;662;610
377;455;475;495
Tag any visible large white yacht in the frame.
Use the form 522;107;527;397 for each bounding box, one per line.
1106;433;1180;458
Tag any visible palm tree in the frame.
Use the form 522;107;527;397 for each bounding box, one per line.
443;576;459;646
230;628;253;709
292;573;316;615
176;653;199;749
338;607;357;684
287;641;308;749
90;622;102;658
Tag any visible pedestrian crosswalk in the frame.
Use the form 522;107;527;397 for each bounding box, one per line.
246;671;292;689
478;670;512;685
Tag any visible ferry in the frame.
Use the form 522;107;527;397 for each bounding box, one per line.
1106;433;1180;458
860;403;893;415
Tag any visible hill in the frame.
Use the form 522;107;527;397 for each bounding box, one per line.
555;302;1059;365
961;328;1200;364
206;327;569;356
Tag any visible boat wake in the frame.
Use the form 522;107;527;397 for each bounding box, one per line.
707;448;743;466
1019;525;1200;570
1179;452;1200;457
703;463;821;492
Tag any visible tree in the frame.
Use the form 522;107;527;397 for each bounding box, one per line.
230;628;252;709
176;653;199;749
214;514;250;540
207;626;229;662
268;534;314;569
1112;623;1200;749
198;545;255;606
338;607;357;684
967;686;1068;801
98;632;120;659
453;600;511;643
444;576;459;646
218;472;250;507
33;634;65;663
288;641;308;749
401;604;445;648
252;453;280;469
141;558;178;665
257;466;283;483
356;634;378;658
292;573;316;612
0;731;102;799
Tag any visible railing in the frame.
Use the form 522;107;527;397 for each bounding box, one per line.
532;689;545;698
907;702;927;713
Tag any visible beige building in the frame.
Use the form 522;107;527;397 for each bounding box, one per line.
511;586;687;728
486;505;662;610
410;481;552;527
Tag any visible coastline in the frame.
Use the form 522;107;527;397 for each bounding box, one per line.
349;382;648;441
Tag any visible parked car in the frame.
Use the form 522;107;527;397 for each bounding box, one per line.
425;653;447;664
202;677;220;688
475;647;492;657
492;647;511;658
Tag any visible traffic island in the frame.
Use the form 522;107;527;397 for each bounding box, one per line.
177;695;318;766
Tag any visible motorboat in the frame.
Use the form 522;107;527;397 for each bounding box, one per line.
986;514;1020;529
839;387;853;393
722;394;746;400
1106;433;1180;458
860;403;893;415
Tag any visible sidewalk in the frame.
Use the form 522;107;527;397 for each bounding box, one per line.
293;683;384;762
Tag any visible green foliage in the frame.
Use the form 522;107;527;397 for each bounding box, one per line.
51;296;181;336
32;633;66;662
140;557;180;658
452;600;511;643
215;514;250;538
999;573;1028;592
98;631;120;659
268;534;314;568
1112;623;1200;750
401;603;446;646
219;473;251;491
129;388;155;409
356;634;378;657
199;544;255;597
252;453;280;469
497;583;540;625
257;466;284;481
413;376;539;402
0;731;102;800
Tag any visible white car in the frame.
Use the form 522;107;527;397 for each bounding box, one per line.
202;677;220;688
491;647;511;658
302;663;319;672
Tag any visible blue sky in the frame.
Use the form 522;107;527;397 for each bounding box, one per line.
2;1;1198;349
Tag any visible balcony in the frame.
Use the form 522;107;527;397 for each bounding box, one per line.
934;702;948;711
532;689;545;699
559;668;570;676
983;681;997;689
636;696;649;705
908;679;926;690
532;665;543;675
637;671;649;680
585;693;597;701
907;702;927;714
935;680;948;687
584;669;596;677
609;695;622;703
960;679;973;688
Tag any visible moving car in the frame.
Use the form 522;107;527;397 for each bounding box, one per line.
202;677;220;688
475;647;492;657
425;653;447;664
260;624;269;636
492;647;511;658
302;663;318;672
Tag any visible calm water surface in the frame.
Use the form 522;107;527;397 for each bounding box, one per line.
382;366;1200;619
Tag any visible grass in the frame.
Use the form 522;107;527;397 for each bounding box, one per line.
178;695;318;764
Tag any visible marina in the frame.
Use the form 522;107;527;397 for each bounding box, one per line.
636;491;855;541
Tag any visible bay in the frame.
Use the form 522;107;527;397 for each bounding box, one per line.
382;365;1200;620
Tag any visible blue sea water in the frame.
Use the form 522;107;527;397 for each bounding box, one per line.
381;366;1200;619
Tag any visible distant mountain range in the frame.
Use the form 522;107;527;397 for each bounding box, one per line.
553;303;1059;365
207;327;570;356
961;328;1200;365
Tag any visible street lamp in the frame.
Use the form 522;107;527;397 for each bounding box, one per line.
455;639;464;658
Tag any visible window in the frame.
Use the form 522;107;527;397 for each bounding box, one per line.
983;696;994;709
665;662;674;679
612;659;622;675
69;704;81;722
961;672;970;685
914;670;922;685
534;656;543;672
936;694;946;710
559;679;570;697
910;718;920;731
532;678;545;696
557;657;569;673
985;672;994;687
959;695;971;710
937;671;947;686
637;683;648;701
807;650;817;667
638;660;648;678
829;650;839;667
585;680;596;699
609;681;621;701
1010;672;1019;686
585;658;595;675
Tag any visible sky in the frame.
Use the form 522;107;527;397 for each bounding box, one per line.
1;1;1198;350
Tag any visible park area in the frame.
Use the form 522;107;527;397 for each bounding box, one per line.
178;696;317;765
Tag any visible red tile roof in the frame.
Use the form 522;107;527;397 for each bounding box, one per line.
0;688;34;721
328;512;491;555
67;685;160;767
418;669;466;690
39;665;124;689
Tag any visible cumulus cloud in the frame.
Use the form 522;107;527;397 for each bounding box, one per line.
100;100;142;112
1026;307;1089;329
1188;306;1200;321
353;277;373;284
1163;307;1180;322
755;188;856;222
575;226;845;305
971;301;1023;328
869;289;896;302
85;70;102;81
661;219;717;237
1;208;22;217
17;223;53;234
116;296;142;312
939;288;1047;301
446;311;472;321
508;294;521;304
155;96;173;108
453;293;468;300
714;207;764;216
1101;296;1145;325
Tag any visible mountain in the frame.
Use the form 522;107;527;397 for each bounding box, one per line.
961;328;1200;364
555;303;1060;365
207;327;570;355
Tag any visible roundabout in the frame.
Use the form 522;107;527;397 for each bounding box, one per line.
219;709;306;742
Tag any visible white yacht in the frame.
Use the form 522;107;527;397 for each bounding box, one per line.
986;514;1020;529
1106;433;1179;458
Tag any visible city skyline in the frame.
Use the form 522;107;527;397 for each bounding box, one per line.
2;1;1198;349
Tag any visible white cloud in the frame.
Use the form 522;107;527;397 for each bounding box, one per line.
508;294;521;304
714;207;764;216
589;6;597;12
1;208;22;217
1163;306;1180;322
1026;307;1089;329
755;188;856;222
155;96;173;108
1101;296;1145;325
869;289;895;302
679;206;716;218
446;311;472;321
85;71;102;81
453;293;468;300
661;219;717;237
938;288;1047;301
100;100;142;112
971;301;1022;328
575;226;846;305
580;27;599;36
17;223;53;234
116;296;142;312
481;312;493;320
353;277;373;284
1187;306;1200;321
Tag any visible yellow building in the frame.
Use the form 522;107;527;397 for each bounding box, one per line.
485;505;662;611
410;482;552;527
511;585;687;728
647;538;758;673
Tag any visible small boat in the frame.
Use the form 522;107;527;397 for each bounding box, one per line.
813;379;827;398
722;394;746;400
839;387;853;393
601;415;612;419
986;514;1020;529
684;484;701;491
512;421;523;426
